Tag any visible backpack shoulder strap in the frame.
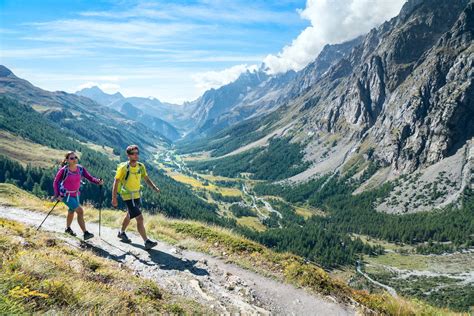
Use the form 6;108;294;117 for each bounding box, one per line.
137;162;145;174
124;161;131;181
61;166;68;182
77;165;84;176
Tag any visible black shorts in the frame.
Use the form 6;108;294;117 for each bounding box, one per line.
124;199;142;219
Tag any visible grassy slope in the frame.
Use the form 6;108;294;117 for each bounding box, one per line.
0;183;460;316
0;130;65;168
0;217;206;314
0;130;119;168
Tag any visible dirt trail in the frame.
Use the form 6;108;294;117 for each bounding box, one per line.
0;206;355;315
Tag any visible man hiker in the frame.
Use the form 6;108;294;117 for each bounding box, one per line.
112;144;160;250
53;151;103;240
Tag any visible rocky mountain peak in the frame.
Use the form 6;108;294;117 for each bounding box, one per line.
0;65;15;78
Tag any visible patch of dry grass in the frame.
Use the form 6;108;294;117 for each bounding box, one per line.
0;130;65;168
294;205;327;218
236;216;266;232
181;152;211;161
158;165;242;196
78;141;119;161
0;217;206;314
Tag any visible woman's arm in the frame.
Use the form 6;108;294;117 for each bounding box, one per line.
82;167;100;184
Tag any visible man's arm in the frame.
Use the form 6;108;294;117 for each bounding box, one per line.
112;178;119;207
143;175;160;193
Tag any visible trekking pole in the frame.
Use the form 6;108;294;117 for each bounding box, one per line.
99;183;103;237
37;200;60;231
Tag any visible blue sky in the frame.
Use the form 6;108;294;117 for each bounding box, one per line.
0;0;405;103
0;0;308;103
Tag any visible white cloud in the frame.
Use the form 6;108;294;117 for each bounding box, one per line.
28;19;201;47
76;81;120;94
79;1;299;25
1;47;94;59
191;64;259;93
264;0;406;74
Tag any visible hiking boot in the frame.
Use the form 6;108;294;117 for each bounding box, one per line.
83;231;94;240
144;239;158;250
65;227;76;237
118;231;131;243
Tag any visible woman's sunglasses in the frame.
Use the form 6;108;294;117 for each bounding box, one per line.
128;151;139;155
69;156;77;160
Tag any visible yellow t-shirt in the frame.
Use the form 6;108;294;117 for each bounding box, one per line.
115;162;147;201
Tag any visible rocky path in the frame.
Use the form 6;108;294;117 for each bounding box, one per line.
0;206;355;315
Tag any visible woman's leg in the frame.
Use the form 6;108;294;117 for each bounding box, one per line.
75;206;86;232
66;211;74;228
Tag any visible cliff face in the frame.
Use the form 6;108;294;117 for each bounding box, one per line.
368;0;473;173
292;0;472;172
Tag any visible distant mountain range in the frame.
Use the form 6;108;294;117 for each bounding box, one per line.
75;34;363;142
182;36;364;140
0;65;169;153
75;86;124;108
76;86;193;139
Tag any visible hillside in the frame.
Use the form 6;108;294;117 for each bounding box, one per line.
0;66;169;154
0;183;460;315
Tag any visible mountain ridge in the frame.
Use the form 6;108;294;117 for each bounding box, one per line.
176;0;474;214
0;66;169;154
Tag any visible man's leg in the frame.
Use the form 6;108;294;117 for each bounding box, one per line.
121;212;131;232
135;214;148;241
75;206;86;232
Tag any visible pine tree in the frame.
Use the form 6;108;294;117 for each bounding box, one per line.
23;173;35;191
32;183;46;197
39;174;49;195
3;170;11;182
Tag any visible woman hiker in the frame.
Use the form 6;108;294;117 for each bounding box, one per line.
53;151;104;240
112;144;160;250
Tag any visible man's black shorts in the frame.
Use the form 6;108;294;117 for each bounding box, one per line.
124;199;142;219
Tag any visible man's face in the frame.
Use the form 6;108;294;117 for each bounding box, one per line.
128;150;139;161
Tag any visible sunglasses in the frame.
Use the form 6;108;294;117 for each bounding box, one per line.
128;151;139;155
68;156;77;160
